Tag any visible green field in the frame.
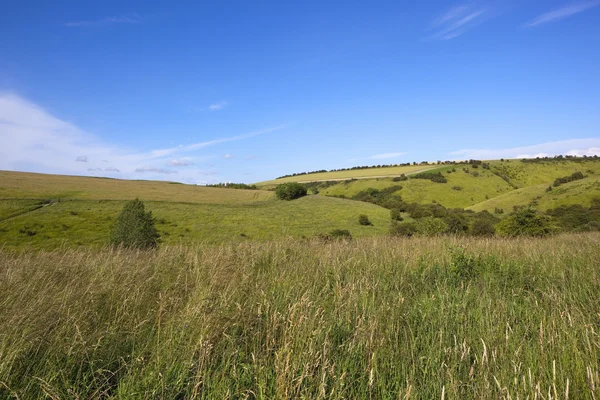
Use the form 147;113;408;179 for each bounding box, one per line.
1;234;599;398
256;164;434;187
0;171;394;250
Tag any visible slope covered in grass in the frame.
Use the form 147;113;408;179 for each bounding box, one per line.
0;170;272;203
256;164;433;186
0;196;392;250
321;165;514;208
1;234;599;398
469;175;600;212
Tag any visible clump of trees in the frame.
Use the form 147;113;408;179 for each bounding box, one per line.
495;208;556;237
110;199;161;249
207;183;258;190
553;171;585;187
275;182;307;200
411;172;447;183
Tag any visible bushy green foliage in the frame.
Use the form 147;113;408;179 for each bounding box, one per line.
389;221;418;236
275;182;308;200
444;213;469;234
411;172;447;183
109;199;160;249
470;218;496;236
496;207;556;237
415;217;448;235
390;208;404;221
358;214;372;226
553;171;585;187
317;229;352;241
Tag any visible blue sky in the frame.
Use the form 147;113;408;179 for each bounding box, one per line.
1;0;599;184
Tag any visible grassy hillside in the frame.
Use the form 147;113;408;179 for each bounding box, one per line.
469;175;600;212
256;164;433;186
291;159;600;210
0;170;272;203
321;165;515;209
0;171;392;250
1;234;599;398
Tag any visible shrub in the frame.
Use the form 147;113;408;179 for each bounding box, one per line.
470;219;496;236
390;209;404;221
451;186;463;191
389;221;418;237
275;182;307;200
415;217;448;235
358;214;372;226
496;207;556;237
110;199;160;249
318;229;352;241
444;214;469;234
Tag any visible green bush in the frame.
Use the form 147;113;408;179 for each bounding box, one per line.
496;207;556;237
110;199;160;249
275;182;308;200
415;217;448;235
358;214;372;226
470;219;496;236
389;221;418;237
317;229;352;241
390;209;404;221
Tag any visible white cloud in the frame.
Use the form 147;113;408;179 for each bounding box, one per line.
87;167;103;172
426;4;487;40
222;154;234;159
75;155;88;162
0;93;287;183
525;1;600;27
367;152;407;160
449;138;600;160
209;101;229;111
64;13;142;28
166;158;194;166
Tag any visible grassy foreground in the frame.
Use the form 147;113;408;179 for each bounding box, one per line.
1;234;599;398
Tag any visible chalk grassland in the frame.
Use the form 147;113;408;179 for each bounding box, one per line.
0;196;392;250
470;175;600;212
0;170;272;203
321;166;515;209
256;164;433;186
300;160;600;209
0;234;598;398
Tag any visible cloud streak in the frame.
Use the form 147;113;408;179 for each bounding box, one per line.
525;1;600;27
209;101;229;111
449;138;600;159
64;13;143;27
0;93;287;183
426;4;487;40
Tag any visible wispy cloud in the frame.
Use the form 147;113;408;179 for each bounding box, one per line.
75;155;88;162
0;93;287;183
222;154;234;159
449;138;600;159
426;4;488;40
166;158;194;167
135;167;177;174
525;1;600;27
64;13;142;28
209;101;229;111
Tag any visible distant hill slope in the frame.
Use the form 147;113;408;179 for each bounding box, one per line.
256;164;434;187
0;170;272;204
469;175;600;212
259;158;600;210
0;171;392;249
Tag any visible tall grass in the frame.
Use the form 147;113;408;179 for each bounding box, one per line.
1;234;599;398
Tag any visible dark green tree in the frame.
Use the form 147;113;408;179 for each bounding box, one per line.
110;199;160;249
275;182;308;200
496;207;556;237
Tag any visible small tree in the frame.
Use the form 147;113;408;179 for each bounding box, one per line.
110;199;160;249
275;182;307;200
496;207;556;237
358;214;372;226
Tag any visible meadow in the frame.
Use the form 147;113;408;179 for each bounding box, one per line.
0;234;599;398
